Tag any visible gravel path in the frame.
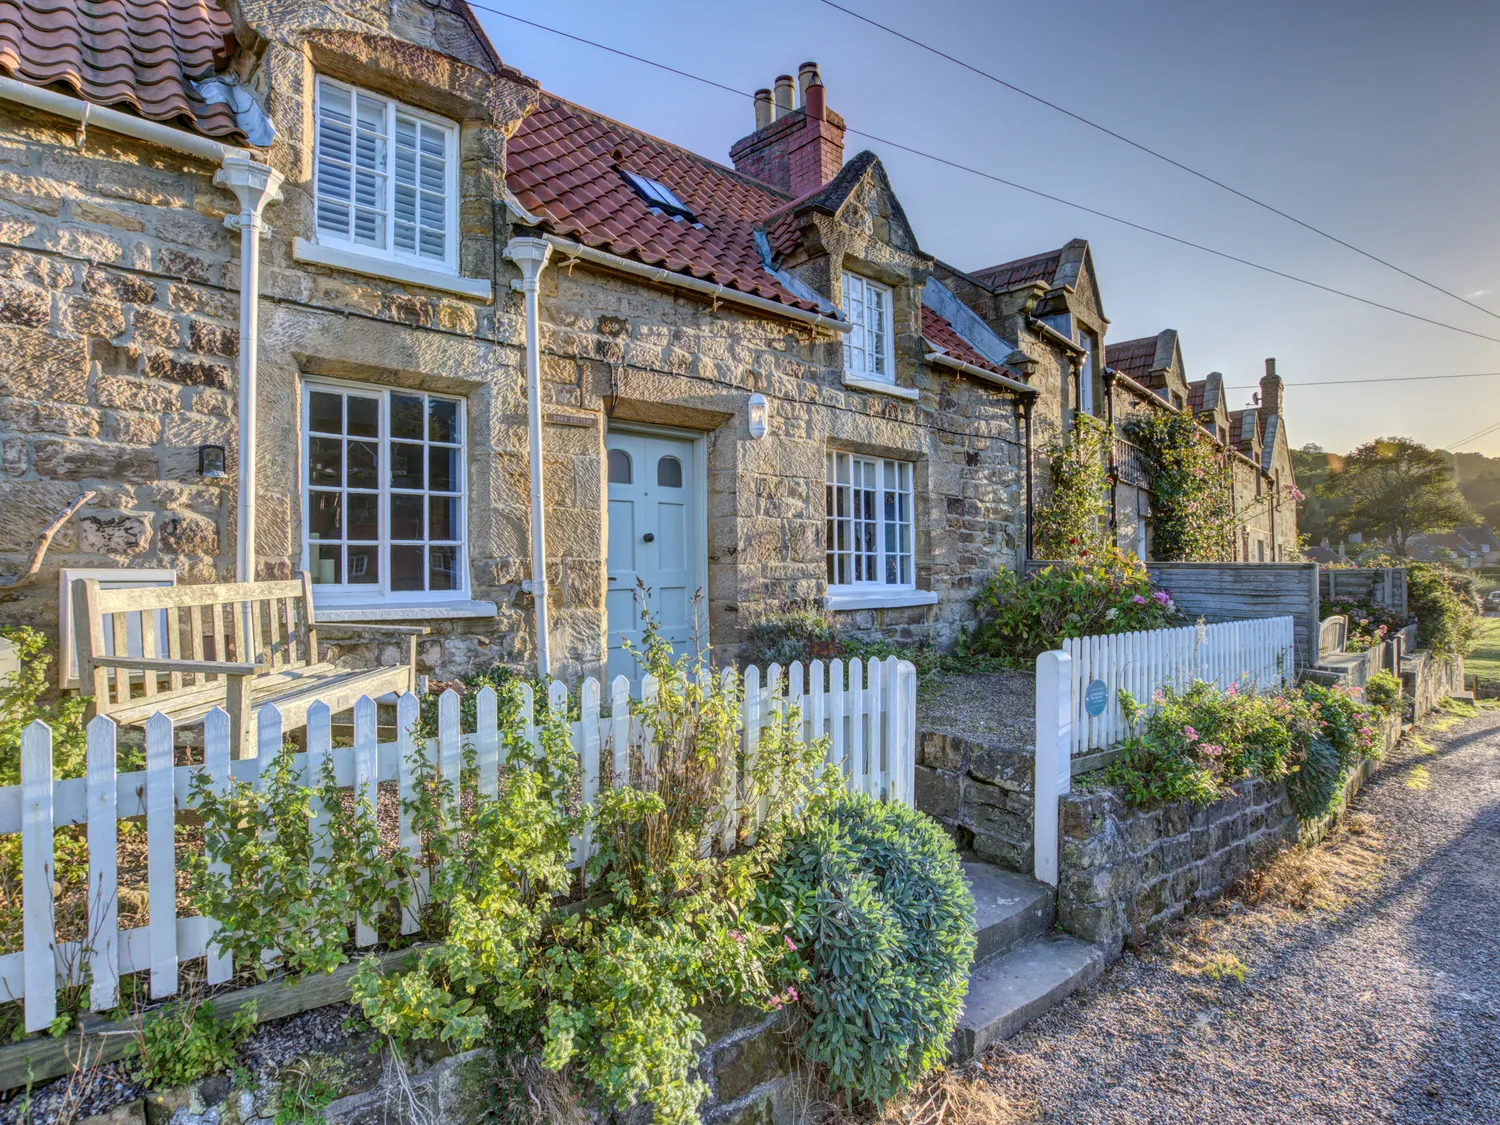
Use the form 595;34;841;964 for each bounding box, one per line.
918;670;1036;748
981;704;1500;1124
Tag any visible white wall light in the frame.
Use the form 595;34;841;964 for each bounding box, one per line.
748;393;768;439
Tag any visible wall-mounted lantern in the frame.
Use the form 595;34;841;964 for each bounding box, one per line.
199;444;226;478
747;393;767;439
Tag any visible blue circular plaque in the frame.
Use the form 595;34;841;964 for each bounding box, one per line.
1084;679;1109;717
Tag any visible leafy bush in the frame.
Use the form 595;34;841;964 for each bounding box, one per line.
752;793;975;1107
1122;412;1237;561
1363;671;1403;714
131;996;256;1089
1320;593;1408;653
740;602;839;668
967;548;1181;666
1034;417;1109;562
0;627;90;784
1106;678;1380;820
1407;563;1478;658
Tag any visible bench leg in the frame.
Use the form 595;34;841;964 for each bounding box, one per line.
226;673;253;759
406;635;418;696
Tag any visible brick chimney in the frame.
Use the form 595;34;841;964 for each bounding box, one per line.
730;62;846;196
1260;357;1284;417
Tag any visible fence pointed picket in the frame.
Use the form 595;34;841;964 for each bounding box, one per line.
900;659;918;805
808;660;826;750
787;661;805;747
396;692;422;936
548;679;568;720
85;715;119;1012
519;682;536;758
866;657;885;798
761;665;782;827
640;674;659;777
201;708;233;986
578;678;601;873
609;675;631;788
742;664;761;841
21;721;54;1032
353;695;378;947
847;658;865;796
476;686;499;799
437;690;460;828
306;701;333;865
828;659;846;773
145;711;177;999
720;666;740;852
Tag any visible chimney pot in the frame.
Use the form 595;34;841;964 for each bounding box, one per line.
798;62;820;106
804;78;826;121
754;88;773;130
773;75;795;119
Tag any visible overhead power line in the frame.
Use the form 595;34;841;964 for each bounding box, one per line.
466;2;1500;348
1448;419;1500;450
1226;371;1500;390
814;0;1500;327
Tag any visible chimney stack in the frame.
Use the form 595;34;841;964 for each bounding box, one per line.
754;88;773;130
773;75;795;119
730;61;846;196
1260;357;1283;417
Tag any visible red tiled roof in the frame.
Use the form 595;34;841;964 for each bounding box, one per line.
507;95;826;313
1186;378;1208;414
1104;335;1159;383
970;246;1063;290
921;306;1014;378
0;0;244;140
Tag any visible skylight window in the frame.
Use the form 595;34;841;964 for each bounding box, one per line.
620;169;695;221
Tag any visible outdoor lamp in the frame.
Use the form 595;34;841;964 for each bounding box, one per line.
748;393;768;439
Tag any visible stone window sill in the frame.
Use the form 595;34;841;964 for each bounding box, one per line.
842;372;919;401
825;589;939;612
293;238;492;300
314;600;497;623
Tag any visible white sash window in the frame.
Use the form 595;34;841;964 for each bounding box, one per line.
314;77;458;272
826;452;914;590
842;271;895;382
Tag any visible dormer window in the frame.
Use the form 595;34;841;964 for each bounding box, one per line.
313;76;458;272
842;271;895;383
620;169;696;222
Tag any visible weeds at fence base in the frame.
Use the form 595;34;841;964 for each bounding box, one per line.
1238;815;1385;917
805;1063;1038;1125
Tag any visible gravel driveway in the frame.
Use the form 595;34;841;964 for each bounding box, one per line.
979;703;1500;1124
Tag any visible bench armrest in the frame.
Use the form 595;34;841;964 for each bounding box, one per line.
317;624;432;636
91;656;266;676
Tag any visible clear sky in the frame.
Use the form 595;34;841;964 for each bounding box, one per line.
469;0;1500;457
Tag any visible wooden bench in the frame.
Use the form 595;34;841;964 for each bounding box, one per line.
72;573;428;757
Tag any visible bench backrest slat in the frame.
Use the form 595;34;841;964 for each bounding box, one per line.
91;579;305;616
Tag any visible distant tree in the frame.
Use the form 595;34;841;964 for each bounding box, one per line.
1321;437;1476;556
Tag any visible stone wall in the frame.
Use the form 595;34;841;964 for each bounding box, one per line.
1403;649;1464;721
1058;708;1403;957
915;729;1034;871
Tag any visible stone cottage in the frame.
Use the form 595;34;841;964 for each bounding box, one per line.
0;0;1039;686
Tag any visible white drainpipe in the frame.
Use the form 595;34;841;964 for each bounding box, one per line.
503;237;555;678
0;77;282;585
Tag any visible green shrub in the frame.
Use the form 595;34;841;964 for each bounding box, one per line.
1285;736;1343;821
967;548;1180;666
1033;416;1109;561
1363;671;1403;715
1320;593;1408;653
739;602;839;668
0;627;90;784
1122;412;1238;561
752;793;975;1107
1407;563;1478;658
131;997;256;1089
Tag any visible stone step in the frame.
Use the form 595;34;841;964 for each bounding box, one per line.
963;860;1054;967
951;935;1106;1062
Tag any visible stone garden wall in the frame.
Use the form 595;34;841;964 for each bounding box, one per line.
1056;709;1403;957
915;729;1035;872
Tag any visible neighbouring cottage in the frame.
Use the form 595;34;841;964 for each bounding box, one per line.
0;0;1038;686
936;242;1301;562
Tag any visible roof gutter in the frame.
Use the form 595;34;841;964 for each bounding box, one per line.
924;350;1035;397
1027;316;1086;355
0;76;283;588
541;234;852;334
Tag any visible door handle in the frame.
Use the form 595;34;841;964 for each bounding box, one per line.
642;532;655;543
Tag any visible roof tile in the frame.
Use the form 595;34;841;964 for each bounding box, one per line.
921;306;1018;379
0;0;244;141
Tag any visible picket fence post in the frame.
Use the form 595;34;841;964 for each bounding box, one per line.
21;720;54;1033
1033;650;1073;887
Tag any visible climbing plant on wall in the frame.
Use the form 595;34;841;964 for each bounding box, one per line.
1124;412;1237;562
1034;416;1110;561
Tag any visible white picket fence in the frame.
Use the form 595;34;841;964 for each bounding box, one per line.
4;657;916;1033
1061;615;1296;757
1033;615;1296;886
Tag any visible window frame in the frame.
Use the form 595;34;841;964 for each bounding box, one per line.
301;377;469;606
825;451;916;595
841;271;897;384
312;75;461;276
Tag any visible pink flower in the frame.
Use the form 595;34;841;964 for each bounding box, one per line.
1226;683;1239;697
1183;725;1199;742
729;930;746;945
1153;590;1172;606
1199;742;1223;758
786;986;799;1003
784;935;798;952
1133;594;1147;605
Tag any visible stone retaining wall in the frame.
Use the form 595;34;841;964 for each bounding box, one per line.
914;730;1034;872
1056;709;1403;956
